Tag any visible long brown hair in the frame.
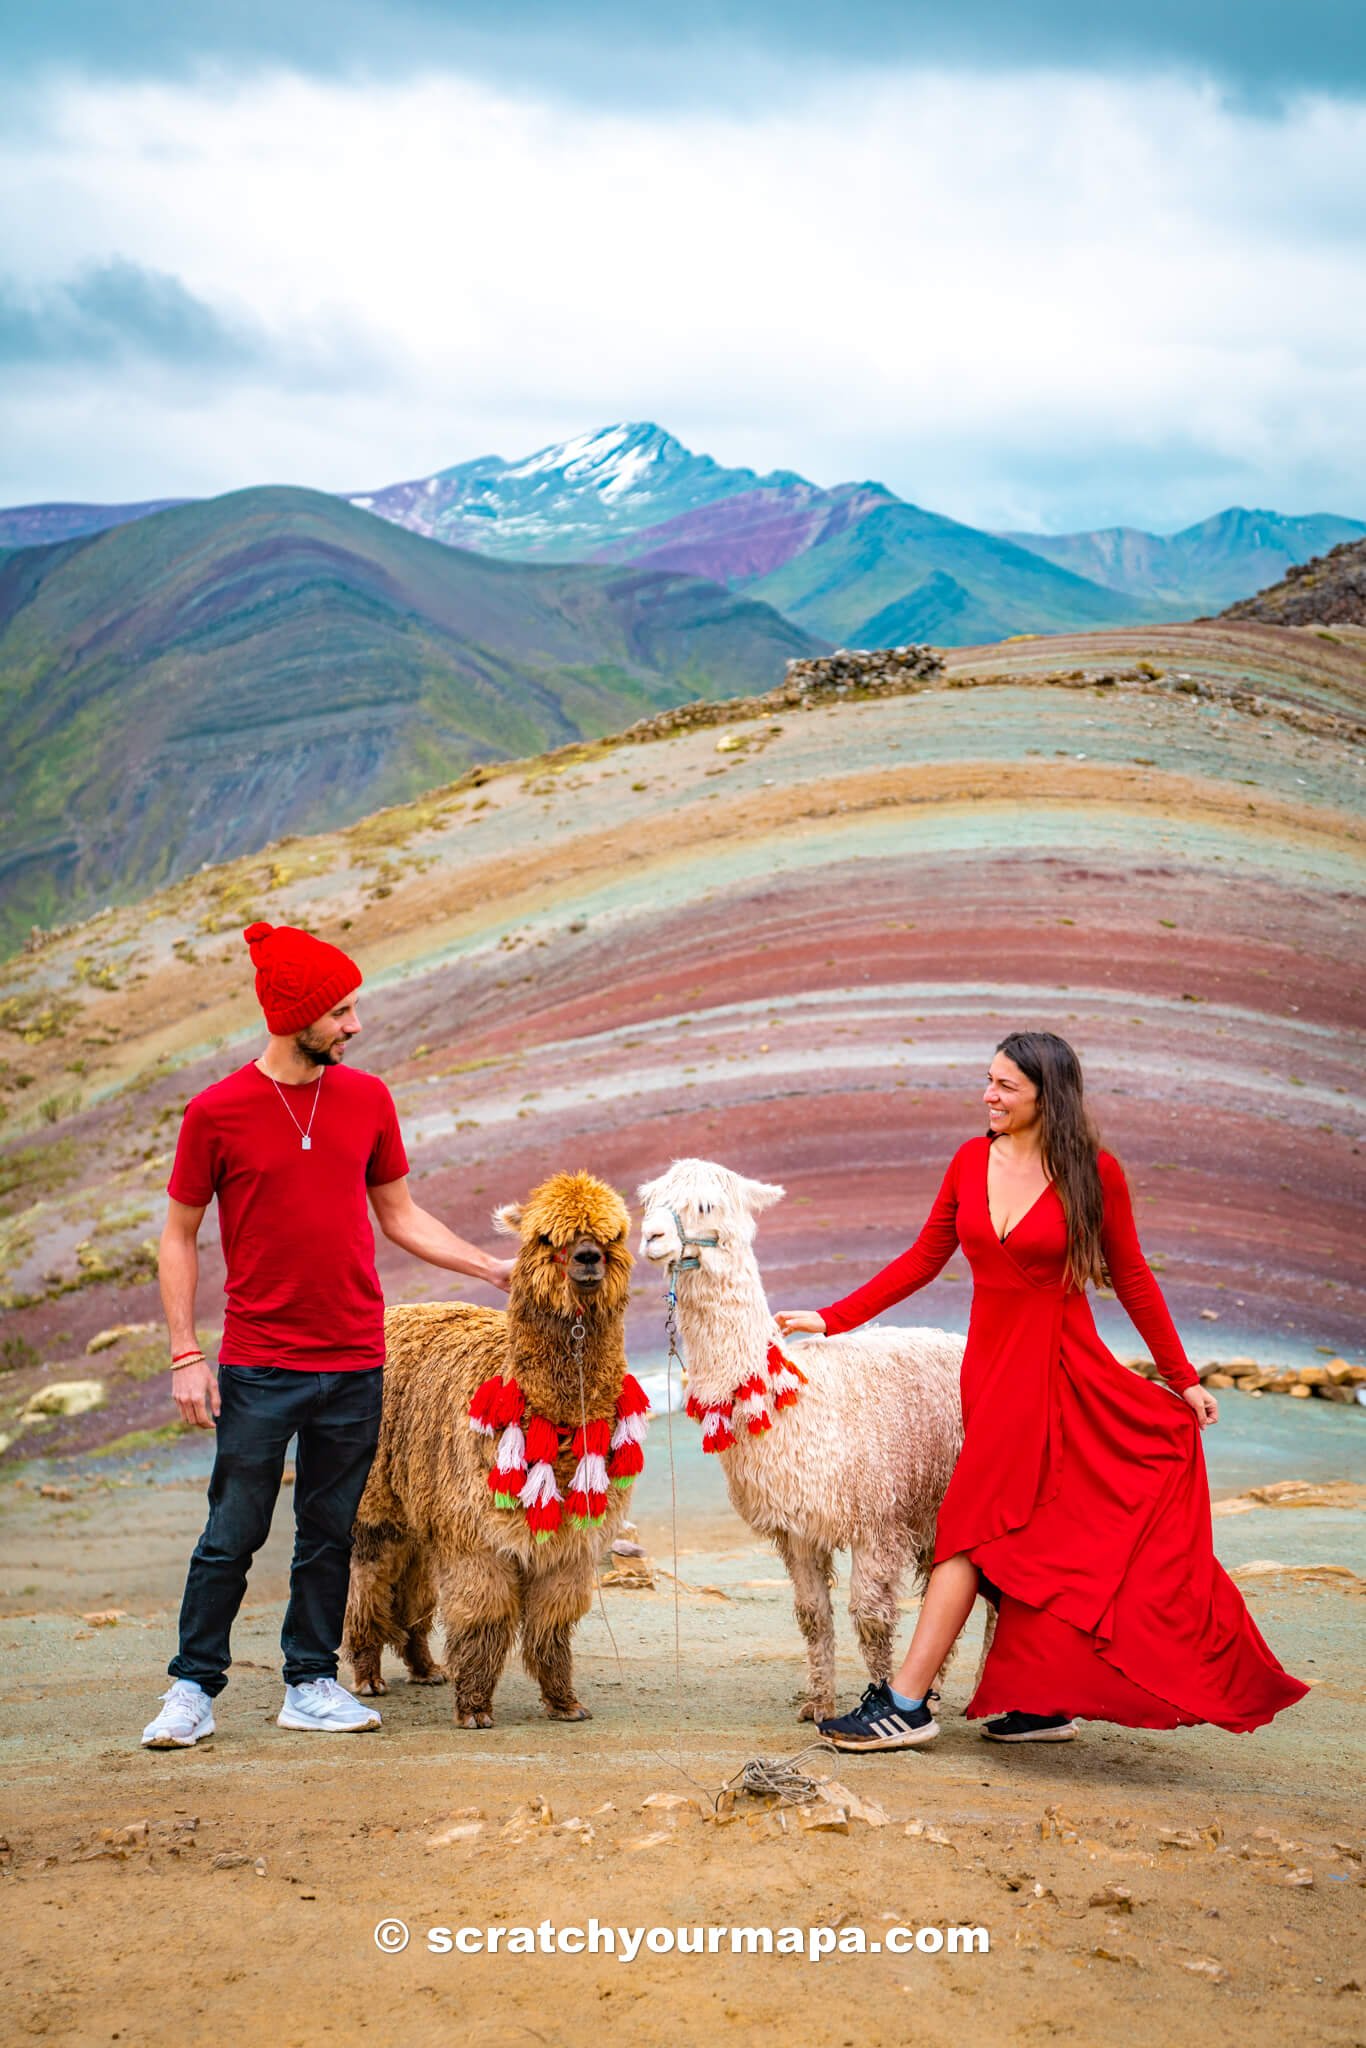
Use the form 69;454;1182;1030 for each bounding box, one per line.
993;1030;1107;1292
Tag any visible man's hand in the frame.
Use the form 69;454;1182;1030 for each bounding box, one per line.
172;1360;220;1430
1182;1383;1219;1429
486;1256;516;1293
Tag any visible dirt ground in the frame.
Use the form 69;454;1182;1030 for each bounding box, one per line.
1;1418;1363;2048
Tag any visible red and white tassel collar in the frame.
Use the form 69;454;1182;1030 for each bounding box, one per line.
685;1342;805;1453
469;1370;650;1542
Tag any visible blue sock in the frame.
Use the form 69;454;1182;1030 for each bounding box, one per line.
888;1685;924;1711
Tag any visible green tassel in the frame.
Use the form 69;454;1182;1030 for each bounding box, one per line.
492;1491;520;1510
535;1529;553;1544
609;1475;633;1489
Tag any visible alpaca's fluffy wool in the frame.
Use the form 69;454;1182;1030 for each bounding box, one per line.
345;1171;638;1725
639;1158;973;1720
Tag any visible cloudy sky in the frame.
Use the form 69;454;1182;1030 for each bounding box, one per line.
3;1;1363;533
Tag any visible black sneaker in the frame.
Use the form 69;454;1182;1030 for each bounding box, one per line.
817;1683;939;1751
981;1710;1077;1742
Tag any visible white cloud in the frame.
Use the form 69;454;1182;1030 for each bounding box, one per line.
1;64;1363;529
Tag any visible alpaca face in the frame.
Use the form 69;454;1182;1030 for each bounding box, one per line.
494;1170;633;1317
637;1158;785;1271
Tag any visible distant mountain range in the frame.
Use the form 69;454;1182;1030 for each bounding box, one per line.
997;508;1366;616
337;425;1366;639
0;498;190;549
3;423;1360;646
0;486;817;955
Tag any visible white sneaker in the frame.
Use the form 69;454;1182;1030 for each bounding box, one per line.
277;1676;382;1733
141;1680;215;1749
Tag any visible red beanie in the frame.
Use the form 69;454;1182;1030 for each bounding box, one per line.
243;922;362;1035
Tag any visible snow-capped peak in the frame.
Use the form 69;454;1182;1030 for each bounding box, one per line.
503;422;685;497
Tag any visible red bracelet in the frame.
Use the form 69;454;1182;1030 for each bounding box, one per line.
171;1349;205;1365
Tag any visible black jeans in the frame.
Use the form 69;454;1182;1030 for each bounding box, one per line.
169;1365;383;1696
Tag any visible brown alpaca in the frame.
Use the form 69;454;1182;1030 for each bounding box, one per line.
344;1171;638;1727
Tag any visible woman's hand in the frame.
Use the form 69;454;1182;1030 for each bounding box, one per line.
774;1310;827;1337
1182;1383;1218;1429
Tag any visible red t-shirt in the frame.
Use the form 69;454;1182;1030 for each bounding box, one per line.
167;1061;409;1371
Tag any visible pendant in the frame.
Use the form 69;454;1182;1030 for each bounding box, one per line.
301;1136;311;1151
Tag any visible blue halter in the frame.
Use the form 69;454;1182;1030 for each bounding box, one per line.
669;1206;720;1273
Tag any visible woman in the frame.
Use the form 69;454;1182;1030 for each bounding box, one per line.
775;1030;1307;1752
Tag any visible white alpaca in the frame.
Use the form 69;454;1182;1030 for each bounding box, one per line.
639;1159;974;1721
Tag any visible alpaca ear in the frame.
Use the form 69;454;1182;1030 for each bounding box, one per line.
635;1175;661;1208
491;1201;524;1238
736;1176;785;1213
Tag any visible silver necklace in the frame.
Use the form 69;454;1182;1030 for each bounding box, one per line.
263;1066;324;1150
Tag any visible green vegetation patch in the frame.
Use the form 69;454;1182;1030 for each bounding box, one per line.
37;1089;83;1126
116;1340;170;1382
197;856;305;934
71;955;120;991
23;1231;158;1303
88;1421;192;1458
0;996;82;1044
346;799;451;857
0;1333;41;1375
431;1053;510;1079
0;1137;78;1219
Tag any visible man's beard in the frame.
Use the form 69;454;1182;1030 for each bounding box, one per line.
295;1028;345;1067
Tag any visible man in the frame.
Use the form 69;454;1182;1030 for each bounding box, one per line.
141;920;513;1749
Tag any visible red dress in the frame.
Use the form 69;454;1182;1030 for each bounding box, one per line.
818;1136;1307;1732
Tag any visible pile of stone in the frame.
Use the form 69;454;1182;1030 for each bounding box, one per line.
1201;1357;1365;1402
781;645;945;696
608;644;945;750
614;698;757;745
1129;1356;1364;1404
